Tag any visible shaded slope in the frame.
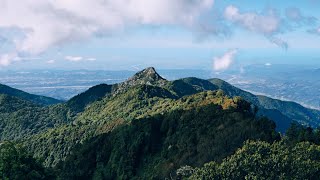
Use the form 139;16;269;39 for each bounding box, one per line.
165;77;218;97
257;95;320;126
66;84;112;113
0;83;62;105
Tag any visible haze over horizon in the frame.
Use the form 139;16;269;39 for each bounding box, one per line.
0;0;320;71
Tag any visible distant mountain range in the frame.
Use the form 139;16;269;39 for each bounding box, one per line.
1;67;320;179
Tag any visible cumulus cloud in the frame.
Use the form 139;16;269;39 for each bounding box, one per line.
225;6;281;35
0;0;214;66
213;49;238;71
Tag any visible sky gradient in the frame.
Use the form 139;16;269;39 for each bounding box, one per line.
0;0;319;71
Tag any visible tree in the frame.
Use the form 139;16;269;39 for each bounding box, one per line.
188;140;320;180
0;141;54;180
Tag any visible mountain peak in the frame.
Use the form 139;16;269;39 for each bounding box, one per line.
112;67;167;95
132;67;164;82
127;67;167;85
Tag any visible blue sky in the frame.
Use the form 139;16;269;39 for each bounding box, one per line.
0;0;319;71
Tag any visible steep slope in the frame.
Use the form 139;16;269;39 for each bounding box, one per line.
111;67;168;95
257;95;320;126
0;83;62;105
209;78;320;130
66;84;112;113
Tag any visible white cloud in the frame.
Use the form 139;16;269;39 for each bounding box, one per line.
46;59;55;64
224;5;288;49
65;56;83;62
0;0;214;66
265;63;272;66
225;5;280;35
86;58;96;61
213;49;238;71
64;56;97;62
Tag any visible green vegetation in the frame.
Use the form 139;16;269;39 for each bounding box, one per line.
285;122;320;145
0;94;72;140
187;140;320;180
0;142;54;180
23;88;252;167
209;78;320;131
56;102;279;179
0;84;62;106
1;67;320;179
66;84;112;113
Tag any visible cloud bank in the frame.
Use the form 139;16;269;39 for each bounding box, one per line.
0;0;214;65
0;1;319;67
213;49;238;71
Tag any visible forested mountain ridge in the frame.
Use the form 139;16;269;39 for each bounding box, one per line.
1;67;320;179
209;78;320;131
0;83;62;105
0;94;73;140
0;67;319;142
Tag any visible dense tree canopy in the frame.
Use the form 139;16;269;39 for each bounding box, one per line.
0;142;54;180
56;103;279;179
187;140;320;180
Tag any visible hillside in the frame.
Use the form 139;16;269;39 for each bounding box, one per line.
57;102;279;179
0;83;62;105
0;94;72;140
23;88;248;167
209;78;320;131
